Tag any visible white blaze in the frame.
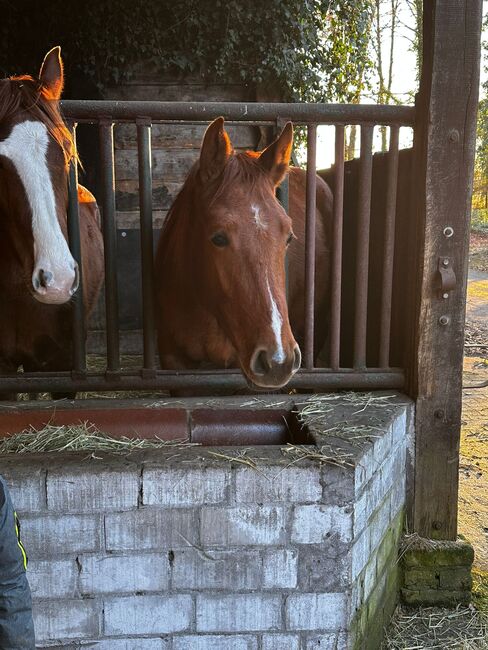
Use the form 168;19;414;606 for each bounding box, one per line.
251;203;267;230
266;275;285;364
0;120;75;287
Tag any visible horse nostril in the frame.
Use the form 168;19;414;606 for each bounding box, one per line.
39;269;53;289
251;348;270;376
292;345;302;372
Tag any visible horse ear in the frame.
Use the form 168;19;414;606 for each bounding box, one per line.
39;47;64;100
199;117;232;185
258;122;293;185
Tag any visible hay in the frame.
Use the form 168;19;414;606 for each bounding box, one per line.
282;442;355;468
0;422;197;454
384;605;488;649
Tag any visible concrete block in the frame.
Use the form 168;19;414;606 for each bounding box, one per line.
105;508;198;551
33;599;100;641
104;595;193;635
79;553;169;594
47;468;139;511
291;505;352;544
144;467;229;507
173;635;258;650
22;513;101;558
1;468;45;513
352;529;371;581
201;506;285;546
369;493;393;552
262;634;300;650
321;466;354;507
262;549;298;589
390;474;406;519
196;594;282;632
28;558;78;599
305;633;348;649
235;466;322;504
285;593;347;631
172;548;261;591
298;548;350;591
87;640;169;649
372;422;393;467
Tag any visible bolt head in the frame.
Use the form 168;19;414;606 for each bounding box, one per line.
439;315;450;326
443;226;454;238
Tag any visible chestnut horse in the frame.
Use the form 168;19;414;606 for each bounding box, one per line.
155;118;332;389
0;48;103;394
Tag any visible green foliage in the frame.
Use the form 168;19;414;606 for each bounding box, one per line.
0;0;375;102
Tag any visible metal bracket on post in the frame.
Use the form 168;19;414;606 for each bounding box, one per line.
436;257;456;298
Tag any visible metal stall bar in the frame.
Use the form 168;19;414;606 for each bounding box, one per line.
353;125;374;369
62;101;415;126
329;125;345;369
304;124;317;368
137;120;156;372
99;120;121;372
0;368;405;394
379;126;400;367
66;130;86;373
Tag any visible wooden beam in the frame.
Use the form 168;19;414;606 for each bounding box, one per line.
411;1;482;540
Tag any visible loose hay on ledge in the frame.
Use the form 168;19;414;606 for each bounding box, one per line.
384;605;488;649
0;422;196;454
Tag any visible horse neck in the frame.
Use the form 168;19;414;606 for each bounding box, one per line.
159;180;203;302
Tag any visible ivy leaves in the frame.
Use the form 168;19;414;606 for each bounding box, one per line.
0;0;375;104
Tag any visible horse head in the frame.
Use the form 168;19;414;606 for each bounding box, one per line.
0;47;79;304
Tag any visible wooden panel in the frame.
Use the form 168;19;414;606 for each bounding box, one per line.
116;210;168;229
115;148;198;181
411;1;482;539
114;123;258;150
115;180;182;211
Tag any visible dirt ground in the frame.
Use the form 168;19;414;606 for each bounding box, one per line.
384;230;488;648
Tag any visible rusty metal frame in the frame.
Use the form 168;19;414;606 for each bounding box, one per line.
0;101;414;395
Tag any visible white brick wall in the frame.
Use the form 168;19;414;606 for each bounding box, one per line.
173;635;258;650
196;594;282;632
144;467;229;507
79;553;169;594
104;595;193;635
291;505;352;544
285;593;348;631
105;508;198;551
201;506;286;546
3;397;411;647
235;466;322;503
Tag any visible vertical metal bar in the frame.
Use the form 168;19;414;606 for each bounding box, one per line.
329;125;345;370
66;126;86;373
379;126;400;367
99;120;120;372
353;125;374;369
137;120;156;371
304;124;317;369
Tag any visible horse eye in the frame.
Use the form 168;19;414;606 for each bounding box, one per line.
211;232;229;247
286;232;294;246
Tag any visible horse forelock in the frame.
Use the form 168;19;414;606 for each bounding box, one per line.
0;76;75;167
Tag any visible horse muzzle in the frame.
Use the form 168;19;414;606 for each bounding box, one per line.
247;344;301;389
32;262;79;305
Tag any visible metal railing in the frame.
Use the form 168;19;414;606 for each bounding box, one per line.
0;101;415;394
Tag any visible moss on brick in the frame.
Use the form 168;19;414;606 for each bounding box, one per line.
351;508;404;650
402;539;474;568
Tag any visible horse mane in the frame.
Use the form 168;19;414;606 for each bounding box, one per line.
0;75;75;167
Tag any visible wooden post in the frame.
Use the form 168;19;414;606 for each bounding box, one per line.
411;1;482;540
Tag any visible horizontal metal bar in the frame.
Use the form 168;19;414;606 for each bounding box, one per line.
61;101;415;126
0;369;404;393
